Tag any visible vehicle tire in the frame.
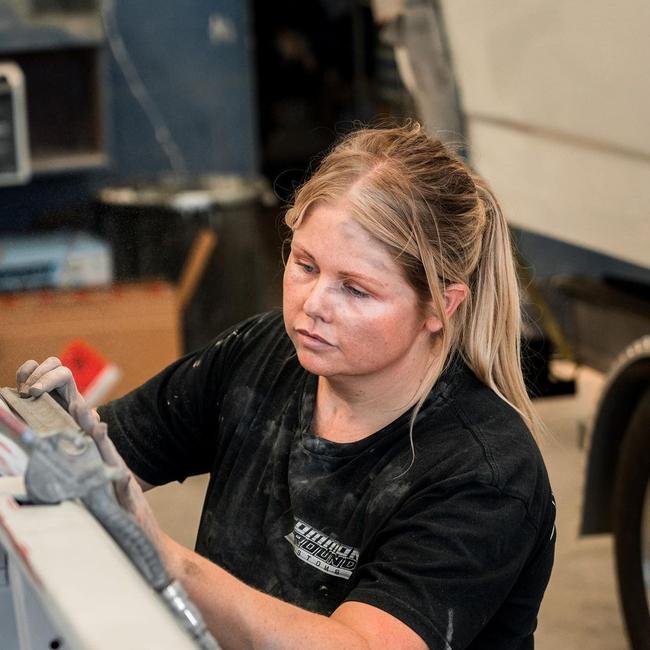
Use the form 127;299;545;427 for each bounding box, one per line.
613;387;650;649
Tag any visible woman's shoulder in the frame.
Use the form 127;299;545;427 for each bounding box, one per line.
212;310;287;347
144;310;300;412
418;359;552;526
198;310;291;365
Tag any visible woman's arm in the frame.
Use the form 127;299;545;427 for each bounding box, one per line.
45;408;427;650
160;532;428;650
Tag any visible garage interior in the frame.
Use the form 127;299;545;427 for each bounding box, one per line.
0;2;649;649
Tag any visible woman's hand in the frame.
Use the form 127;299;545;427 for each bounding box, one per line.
17;357;122;472
17;356;100;433
16;358;167;559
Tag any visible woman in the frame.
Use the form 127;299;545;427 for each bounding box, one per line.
18;123;555;649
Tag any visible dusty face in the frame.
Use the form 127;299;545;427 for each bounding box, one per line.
283;201;434;385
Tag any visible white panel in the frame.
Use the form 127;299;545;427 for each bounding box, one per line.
0;492;198;650
469;120;650;269
441;0;650;154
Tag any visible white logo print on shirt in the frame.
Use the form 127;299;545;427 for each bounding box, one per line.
285;518;360;579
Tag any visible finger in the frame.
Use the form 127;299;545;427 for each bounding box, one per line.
113;472;133;508
87;421;129;472
27;365;78;403
17;360;39;393
22;357;63;392
88;421;138;511
69;399;99;435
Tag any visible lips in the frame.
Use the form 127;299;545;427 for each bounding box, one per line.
296;328;332;346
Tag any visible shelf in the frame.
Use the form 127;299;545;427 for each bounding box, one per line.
31;151;108;175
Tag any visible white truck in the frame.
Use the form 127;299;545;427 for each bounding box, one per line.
424;1;650;647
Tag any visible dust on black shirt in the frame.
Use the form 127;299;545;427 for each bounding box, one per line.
99;311;555;649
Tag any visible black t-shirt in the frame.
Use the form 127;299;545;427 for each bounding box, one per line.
99;311;555;650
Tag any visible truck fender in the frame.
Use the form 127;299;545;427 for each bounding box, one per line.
581;335;650;535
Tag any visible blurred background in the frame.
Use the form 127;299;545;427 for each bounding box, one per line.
0;1;648;648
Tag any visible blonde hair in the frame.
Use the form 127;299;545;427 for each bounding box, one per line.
285;121;542;439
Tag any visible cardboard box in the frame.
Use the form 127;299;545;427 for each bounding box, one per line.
0;229;216;402
0;282;180;401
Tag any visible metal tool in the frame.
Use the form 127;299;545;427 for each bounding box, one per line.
0;391;220;650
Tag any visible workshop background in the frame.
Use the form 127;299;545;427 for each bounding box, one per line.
1;1;649;649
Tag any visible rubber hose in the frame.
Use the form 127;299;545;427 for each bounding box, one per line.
82;485;170;591
82;486;221;648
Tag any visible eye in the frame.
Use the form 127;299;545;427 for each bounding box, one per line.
292;255;316;274
299;263;316;274
344;283;369;299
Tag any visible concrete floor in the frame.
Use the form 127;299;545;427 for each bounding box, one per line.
534;366;629;649
146;364;631;648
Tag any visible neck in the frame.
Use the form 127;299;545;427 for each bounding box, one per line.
313;358;433;444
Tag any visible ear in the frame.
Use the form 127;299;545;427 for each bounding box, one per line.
424;283;469;335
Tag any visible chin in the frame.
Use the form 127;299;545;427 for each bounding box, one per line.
294;349;338;377
295;352;326;375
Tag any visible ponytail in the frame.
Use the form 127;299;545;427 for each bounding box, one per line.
463;178;543;437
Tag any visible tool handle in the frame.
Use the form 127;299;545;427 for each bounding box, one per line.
83;485;221;648
83;485;170;590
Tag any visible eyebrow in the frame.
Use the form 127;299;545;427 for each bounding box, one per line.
290;242;386;287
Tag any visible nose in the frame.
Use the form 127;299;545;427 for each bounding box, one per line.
302;277;333;322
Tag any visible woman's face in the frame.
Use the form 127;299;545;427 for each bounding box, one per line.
283;201;436;385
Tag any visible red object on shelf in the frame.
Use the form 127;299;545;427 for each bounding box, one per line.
59;340;121;407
